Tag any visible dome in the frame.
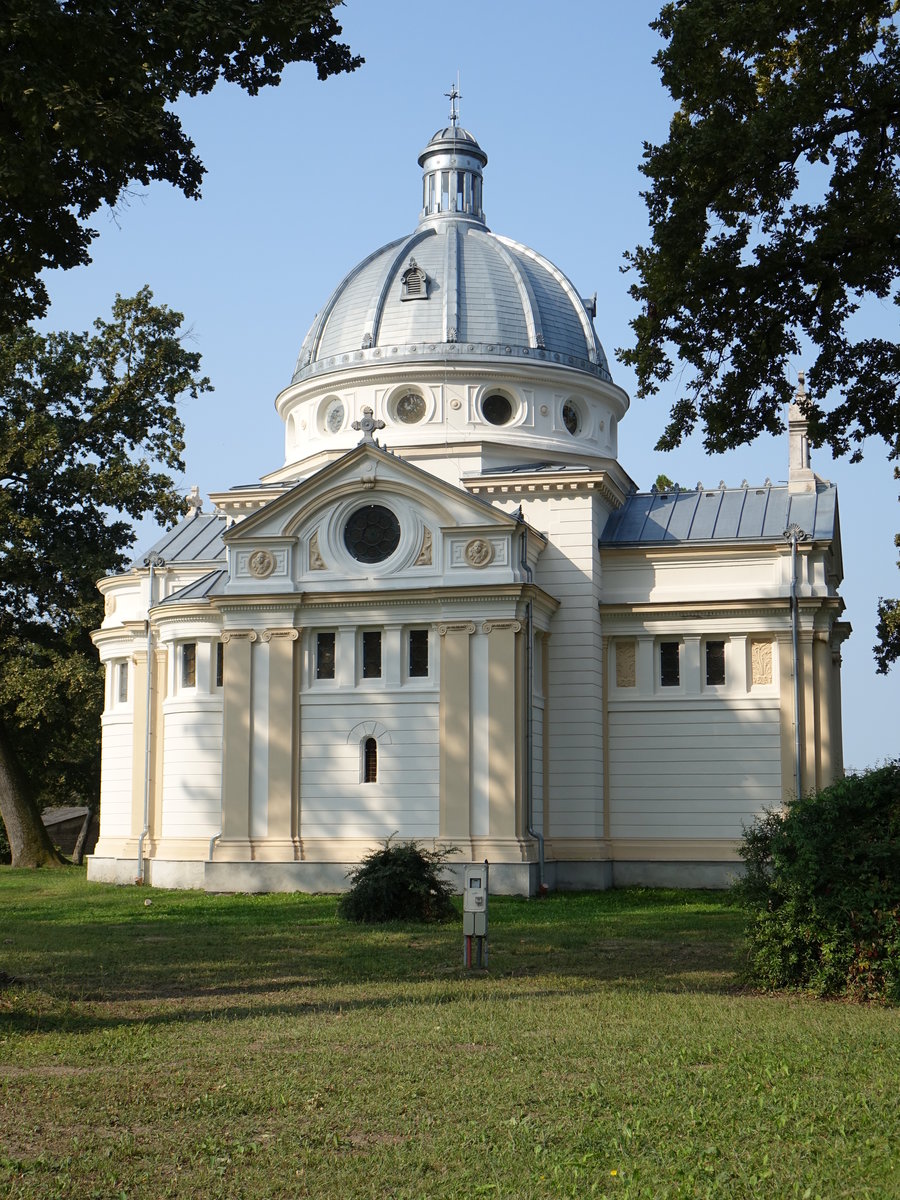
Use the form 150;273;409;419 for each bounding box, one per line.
292;124;611;386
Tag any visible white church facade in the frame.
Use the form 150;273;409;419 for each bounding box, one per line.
87;117;850;893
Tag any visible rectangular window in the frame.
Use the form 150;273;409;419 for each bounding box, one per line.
316;631;335;680
409;628;429;677
706;640;726;686
117;661;128;704
362;631;382;679
660;641;680;687
181;642;196;688
215;642;224;688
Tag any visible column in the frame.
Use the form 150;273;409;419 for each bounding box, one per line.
438;622;474;840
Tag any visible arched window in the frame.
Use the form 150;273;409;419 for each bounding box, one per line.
364;737;378;783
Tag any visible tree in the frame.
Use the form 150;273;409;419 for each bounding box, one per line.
621;1;900;664
0;288;211;866
0;1;362;333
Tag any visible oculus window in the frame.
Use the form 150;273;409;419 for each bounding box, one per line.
482;393;514;426
562;400;580;435
323;397;344;433
394;392;426;424
344;505;401;564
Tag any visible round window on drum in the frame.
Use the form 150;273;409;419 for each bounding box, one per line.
482;393;514;426
393;392;426;424
562;399;581;436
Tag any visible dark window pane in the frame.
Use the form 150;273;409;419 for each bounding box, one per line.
706;640;725;686
216;642;224;688
482;393;513;425
344;505;401;564
363;631;381;678
316;632;335;680
660;641;680;687
409;629;429;677
182;642;196;688
364;737;378;782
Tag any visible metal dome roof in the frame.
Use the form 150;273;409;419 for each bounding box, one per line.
292;124;611;386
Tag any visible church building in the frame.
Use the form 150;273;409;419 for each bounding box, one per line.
87;111;850;893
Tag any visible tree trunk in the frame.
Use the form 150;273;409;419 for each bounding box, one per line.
0;725;68;867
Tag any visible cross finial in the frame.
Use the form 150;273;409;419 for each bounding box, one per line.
351;405;386;445
445;77;461;127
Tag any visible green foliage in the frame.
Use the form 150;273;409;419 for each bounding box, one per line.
0;1;362;332
734;762;900;1002
622;0;900;465
0;288;211;852
337;839;458;924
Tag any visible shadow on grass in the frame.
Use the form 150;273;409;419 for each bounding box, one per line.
0;871;745;1036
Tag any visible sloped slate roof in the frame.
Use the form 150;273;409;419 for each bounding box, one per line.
158;568;228;606
599;483;837;546
132;512;227;567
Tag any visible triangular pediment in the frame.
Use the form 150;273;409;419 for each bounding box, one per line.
218;442;536;594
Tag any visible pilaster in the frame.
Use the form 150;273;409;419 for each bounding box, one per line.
218;631;256;854
438;622;474;840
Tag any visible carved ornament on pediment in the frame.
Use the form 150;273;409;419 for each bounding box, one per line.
437;622;476;637
248;549;276;578
414;527;433;566
465;538;494;568
104;594;116;615
309;530;326;571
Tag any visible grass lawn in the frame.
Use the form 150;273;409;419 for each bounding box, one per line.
0;871;897;1199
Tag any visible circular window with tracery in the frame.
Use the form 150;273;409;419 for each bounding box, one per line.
343;505;401;564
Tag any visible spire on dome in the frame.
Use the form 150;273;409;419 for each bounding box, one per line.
445;77;461;127
418;90;488;225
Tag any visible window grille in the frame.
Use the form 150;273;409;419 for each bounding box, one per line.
316;632;335;680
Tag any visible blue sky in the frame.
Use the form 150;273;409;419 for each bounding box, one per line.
42;1;898;768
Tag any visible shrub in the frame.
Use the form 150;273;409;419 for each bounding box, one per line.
337;838;458;924
734;762;900;1002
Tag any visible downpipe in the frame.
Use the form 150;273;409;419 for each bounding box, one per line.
137;554;164;884
784;525;808;802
